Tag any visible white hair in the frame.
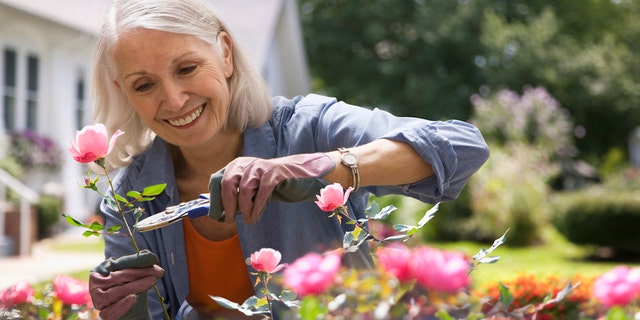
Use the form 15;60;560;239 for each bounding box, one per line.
90;0;273;169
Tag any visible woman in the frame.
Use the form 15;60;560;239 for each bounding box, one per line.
87;0;490;319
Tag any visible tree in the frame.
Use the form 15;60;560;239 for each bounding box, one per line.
298;0;640;159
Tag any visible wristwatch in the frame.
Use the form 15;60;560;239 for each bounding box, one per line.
338;147;360;191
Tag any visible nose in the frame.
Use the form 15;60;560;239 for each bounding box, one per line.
160;81;189;111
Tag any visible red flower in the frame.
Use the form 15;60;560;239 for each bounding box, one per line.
593;266;640;307
283;252;342;296
314;183;353;212
0;281;34;307
376;243;413;282
68;123;123;163
52;275;91;306
250;248;287;273
409;246;471;293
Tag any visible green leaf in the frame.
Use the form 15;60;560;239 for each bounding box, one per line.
104;196;119;212
63;214;85;227
383;234;409;241
368;204;397;220
416;202;439;227
210;295;242;310
435;309;455;320
299;296;326;320
82;230;101;237
498;282;514;310
88;221;105;231
107;225;122;233
126;190;142;199
365;201;380;216
606;307;628;320
472;229;509;262
142;183;167;196
393;223;414;233
114;193;129;205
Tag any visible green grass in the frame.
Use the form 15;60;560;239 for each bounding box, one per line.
429;229;640;288
46;228;640;292
48;238;104;253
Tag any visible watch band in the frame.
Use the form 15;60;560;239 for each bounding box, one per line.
338;147;360;191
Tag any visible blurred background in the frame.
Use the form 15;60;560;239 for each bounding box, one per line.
0;0;638;286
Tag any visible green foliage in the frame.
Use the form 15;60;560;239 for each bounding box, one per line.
298;0;640;158
551;187;640;253
36;195;61;239
432;143;555;246
470;86;575;159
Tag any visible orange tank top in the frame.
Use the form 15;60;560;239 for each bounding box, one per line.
183;218;255;315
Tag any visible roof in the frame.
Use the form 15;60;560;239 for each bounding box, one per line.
0;0;284;67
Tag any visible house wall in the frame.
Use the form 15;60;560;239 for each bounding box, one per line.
0;0;311;225
0;4;96;220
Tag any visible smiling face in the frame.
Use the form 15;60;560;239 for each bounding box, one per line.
111;28;234;149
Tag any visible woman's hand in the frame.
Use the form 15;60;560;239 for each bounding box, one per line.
89;250;164;320
212;153;335;224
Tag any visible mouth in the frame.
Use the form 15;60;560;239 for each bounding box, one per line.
167;104;204;127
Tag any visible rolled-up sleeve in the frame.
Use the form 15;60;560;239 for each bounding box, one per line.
282;94;490;204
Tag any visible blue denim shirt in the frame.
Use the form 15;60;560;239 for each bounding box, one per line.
101;94;489;318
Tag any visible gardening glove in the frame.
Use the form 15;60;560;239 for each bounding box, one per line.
89;250;164;320
209;153;335;224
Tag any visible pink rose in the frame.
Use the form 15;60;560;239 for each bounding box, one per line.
0;281;34;307
593;266;640;307
409;246;471;293
250;248;287;273
69;123;124;163
314;183;353;212
52;275;91;306
284;252;341;296
376;244;413;282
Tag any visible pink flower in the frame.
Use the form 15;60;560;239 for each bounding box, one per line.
284;252;342;296
409;246;471;293
250;248;287;273
376;244;413;282
0;281;34;307
52;275;91;306
69;123;124;163
593;266;640;307
314;183;353;212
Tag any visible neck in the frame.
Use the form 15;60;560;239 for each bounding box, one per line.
173;128;243;180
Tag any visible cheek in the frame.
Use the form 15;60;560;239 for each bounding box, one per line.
128;96;158;121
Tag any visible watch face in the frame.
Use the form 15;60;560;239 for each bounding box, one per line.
342;153;358;166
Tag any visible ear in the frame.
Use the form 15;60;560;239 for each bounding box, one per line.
218;32;234;78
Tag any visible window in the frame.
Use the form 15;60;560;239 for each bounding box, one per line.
1;47;40;131
3;48;16;130
26;55;38;129
76;75;85;130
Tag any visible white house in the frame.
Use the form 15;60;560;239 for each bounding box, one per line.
0;0;310;248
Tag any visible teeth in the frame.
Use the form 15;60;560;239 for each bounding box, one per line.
168;105;203;127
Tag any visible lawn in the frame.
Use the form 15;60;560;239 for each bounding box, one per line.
430;228;640;288
50;227;640;289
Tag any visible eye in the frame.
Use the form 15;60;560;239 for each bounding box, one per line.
134;82;155;92
178;65;197;75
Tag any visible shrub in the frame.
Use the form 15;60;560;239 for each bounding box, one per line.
36;195;62;239
551;187;640;253
6;130;62;172
429;143;555;246
476;274;600;319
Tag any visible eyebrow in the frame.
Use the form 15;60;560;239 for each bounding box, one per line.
122;52;197;81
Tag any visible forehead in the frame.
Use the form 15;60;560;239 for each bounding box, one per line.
111;29;213;75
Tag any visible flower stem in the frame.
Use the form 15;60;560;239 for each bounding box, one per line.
102;167;171;320
261;272;274;320
337;206;386;244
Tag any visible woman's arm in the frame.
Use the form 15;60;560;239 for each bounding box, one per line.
323;138;434;189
